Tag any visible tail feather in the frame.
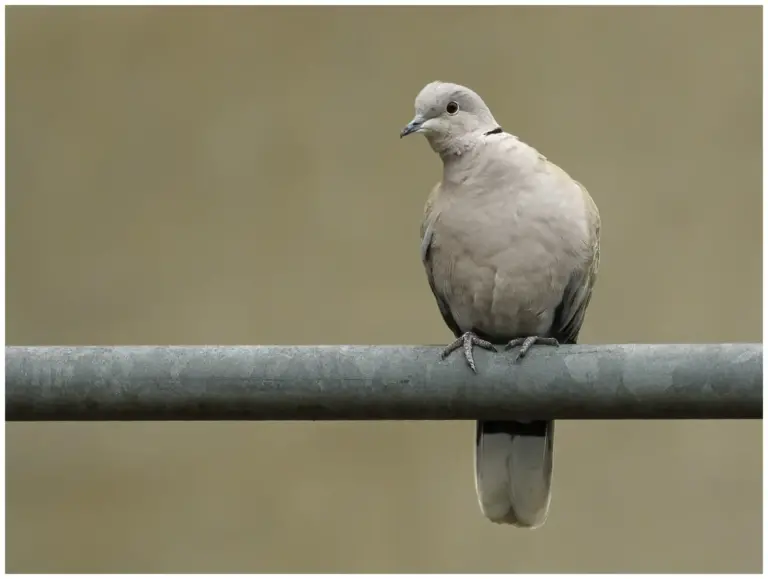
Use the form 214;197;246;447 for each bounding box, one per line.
474;419;554;528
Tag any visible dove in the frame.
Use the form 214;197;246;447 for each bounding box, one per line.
400;81;600;528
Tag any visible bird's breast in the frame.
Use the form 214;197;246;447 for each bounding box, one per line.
428;192;587;339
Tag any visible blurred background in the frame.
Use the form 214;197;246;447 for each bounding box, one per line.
5;5;762;573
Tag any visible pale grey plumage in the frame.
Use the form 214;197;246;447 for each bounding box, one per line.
403;81;600;528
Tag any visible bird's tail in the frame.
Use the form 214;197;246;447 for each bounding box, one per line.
474;419;554;528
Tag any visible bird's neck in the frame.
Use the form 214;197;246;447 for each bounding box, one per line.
439;132;536;188
428;119;504;159
427;109;499;157
428;130;485;161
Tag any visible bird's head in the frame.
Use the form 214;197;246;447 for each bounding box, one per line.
400;81;499;156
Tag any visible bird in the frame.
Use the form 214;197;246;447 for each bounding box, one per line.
400;81;600;528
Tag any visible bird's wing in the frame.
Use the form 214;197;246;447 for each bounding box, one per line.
420;182;462;338
551;178;601;345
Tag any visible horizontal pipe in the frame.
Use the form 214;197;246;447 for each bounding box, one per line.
5;344;762;421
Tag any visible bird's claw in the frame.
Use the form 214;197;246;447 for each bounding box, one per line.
441;331;497;372
505;336;560;363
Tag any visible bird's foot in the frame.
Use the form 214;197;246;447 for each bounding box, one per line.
505;336;560;363
441;331;497;373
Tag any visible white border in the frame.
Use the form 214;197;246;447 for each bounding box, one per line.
2;0;765;5
1;2;764;577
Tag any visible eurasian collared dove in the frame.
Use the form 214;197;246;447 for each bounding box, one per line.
400;81;600;528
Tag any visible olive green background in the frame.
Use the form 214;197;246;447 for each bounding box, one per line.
6;6;762;573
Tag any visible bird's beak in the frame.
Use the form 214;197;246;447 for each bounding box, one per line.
400;116;424;138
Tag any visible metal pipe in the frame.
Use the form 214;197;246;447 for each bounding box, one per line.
5;344;762;421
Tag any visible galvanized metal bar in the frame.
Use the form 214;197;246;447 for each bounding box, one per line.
4;344;762;421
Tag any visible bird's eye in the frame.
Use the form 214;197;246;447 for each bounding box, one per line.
446;101;459;115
